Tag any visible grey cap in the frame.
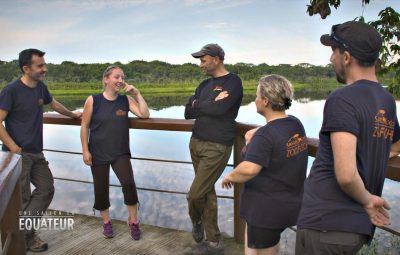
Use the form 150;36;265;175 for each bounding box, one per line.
191;43;225;61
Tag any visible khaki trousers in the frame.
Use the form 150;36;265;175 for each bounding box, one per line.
187;137;232;242
20;152;55;235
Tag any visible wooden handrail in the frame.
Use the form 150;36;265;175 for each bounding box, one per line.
44;113;400;181
0;152;25;255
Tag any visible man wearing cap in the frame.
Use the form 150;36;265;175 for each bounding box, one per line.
184;43;243;253
295;21;400;254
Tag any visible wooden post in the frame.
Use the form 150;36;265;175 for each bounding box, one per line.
233;134;246;244
0;152;25;255
1;183;25;255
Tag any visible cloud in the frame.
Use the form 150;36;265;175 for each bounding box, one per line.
183;0;253;10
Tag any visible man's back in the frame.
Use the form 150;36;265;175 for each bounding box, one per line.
297;80;399;237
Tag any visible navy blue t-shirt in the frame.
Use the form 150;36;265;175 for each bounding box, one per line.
88;93;131;165
240;115;308;229
297;80;400;239
0;79;52;153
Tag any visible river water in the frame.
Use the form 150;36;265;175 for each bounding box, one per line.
43;94;400;252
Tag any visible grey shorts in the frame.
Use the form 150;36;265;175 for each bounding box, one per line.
296;229;368;255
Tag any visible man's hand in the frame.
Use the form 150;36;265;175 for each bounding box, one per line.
364;194;391;227
71;111;82;119
215;91;229;101
9;143;22;154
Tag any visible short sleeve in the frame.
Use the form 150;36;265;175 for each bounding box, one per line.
321;95;359;136
0;86;13;111
243;131;273;169
41;83;53;105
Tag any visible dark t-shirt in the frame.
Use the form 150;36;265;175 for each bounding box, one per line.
0;79;52;153
297;80;400;239
184;73;243;145
89;94;131;165
240;115;308;229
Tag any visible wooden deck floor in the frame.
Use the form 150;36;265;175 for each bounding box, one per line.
26;213;244;255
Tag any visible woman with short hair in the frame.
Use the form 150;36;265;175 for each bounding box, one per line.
222;74;308;255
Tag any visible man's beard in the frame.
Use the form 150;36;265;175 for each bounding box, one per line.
335;73;346;84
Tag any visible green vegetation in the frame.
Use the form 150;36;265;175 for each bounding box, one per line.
0;60;395;98
307;0;400;95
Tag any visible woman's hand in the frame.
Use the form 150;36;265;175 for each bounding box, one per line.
83;150;93;166
221;175;234;189
124;83;140;96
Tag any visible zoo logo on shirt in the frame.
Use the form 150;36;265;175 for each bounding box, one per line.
373;109;395;141
115;109;127;116
286;134;307;158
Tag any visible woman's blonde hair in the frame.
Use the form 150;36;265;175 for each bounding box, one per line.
258;74;293;111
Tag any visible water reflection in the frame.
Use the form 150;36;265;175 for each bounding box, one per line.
45;94;400;240
49;91;329;113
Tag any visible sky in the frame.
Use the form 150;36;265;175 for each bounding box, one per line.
0;0;398;66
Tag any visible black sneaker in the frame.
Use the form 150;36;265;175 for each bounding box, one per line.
26;232;48;252
192;221;204;243
184;240;224;255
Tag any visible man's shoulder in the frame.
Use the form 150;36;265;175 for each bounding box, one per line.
4;79;22;89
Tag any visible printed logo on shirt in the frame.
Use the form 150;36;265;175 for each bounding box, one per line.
286;134;307;158
38;98;44;105
213;85;223;91
115;109;127;116
373;109;395;141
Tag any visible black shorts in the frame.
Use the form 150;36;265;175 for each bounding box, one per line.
247;224;285;249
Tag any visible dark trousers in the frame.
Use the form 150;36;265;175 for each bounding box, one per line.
187;137;232;242
91;155;138;211
20;152;55;235
296;229;367;255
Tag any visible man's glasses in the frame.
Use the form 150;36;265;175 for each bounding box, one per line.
330;24;350;51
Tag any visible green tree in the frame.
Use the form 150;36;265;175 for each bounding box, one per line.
306;0;400;95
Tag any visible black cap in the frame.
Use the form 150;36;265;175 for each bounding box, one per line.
191;43;225;61
320;21;382;63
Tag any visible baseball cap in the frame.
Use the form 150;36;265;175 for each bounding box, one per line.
320;21;382;63
191;43;225;61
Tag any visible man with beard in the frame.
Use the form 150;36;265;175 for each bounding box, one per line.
295;21;400;254
0;49;81;252
184;43;243;254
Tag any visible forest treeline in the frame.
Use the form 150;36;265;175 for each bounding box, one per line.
0;59;396;92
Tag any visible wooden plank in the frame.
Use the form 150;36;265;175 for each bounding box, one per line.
27;212;243;255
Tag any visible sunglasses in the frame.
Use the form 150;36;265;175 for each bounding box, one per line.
103;64;119;78
330;24;350;51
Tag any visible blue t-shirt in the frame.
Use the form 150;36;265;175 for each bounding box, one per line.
297;80;400;239
0;79;52;153
240;115;308;229
88;93;131;166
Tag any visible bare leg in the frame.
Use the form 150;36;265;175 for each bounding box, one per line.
245;224;280;255
127;204;138;223
100;209;110;223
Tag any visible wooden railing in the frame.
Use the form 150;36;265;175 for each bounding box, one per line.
0;152;24;255
42;114;400;243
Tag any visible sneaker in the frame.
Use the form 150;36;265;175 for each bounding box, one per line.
184;240;224;255
25;232;48;252
192;221;204;243
103;221;114;238
128;220;141;240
